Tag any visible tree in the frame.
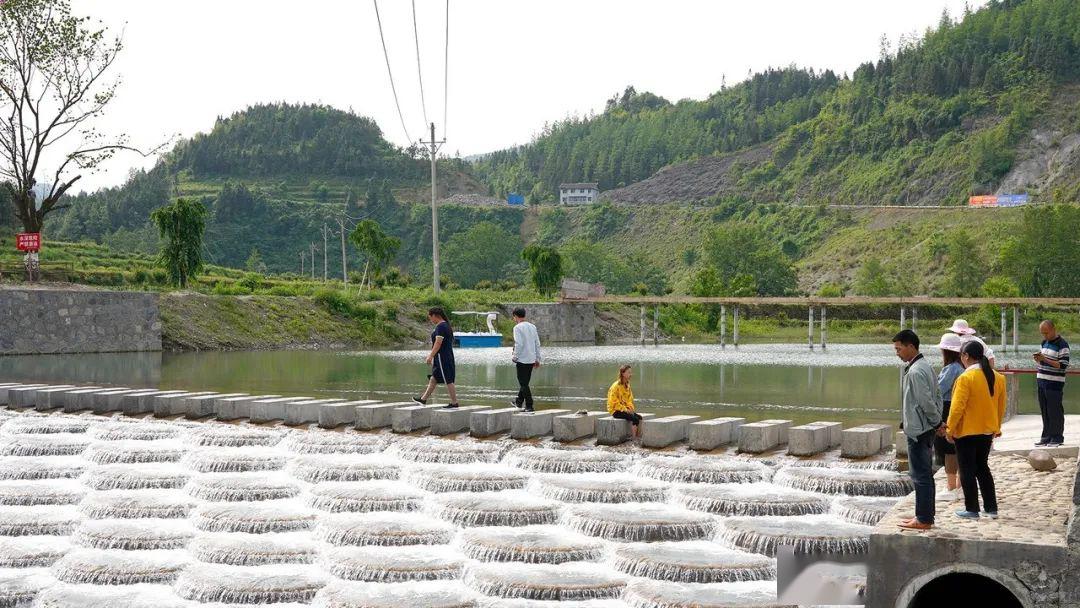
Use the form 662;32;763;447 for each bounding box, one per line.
853;258;893;296
348;219;400;290
0;0;159;234
150;198;207;288
245;248;267;274
701;223;796;296
946;229;986;296
441;222;523;289
521;244;563;296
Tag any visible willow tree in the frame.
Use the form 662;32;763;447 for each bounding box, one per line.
0;0;158;234
349;219;400;290
522;244;563;296
150;198;206;288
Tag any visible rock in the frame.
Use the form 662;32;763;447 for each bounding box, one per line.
1027;450;1057;471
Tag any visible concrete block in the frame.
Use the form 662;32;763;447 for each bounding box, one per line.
738;420;790;454
93;389;143;414
807;421;843;448
0;384;43;405
865;424;894;448
431;406;491;435
215;395;279;420
249;397;312;424
595;413;659;445
688;417;745;451
317;400;379;429
356;402;414;431
8;384;54;407
553;411;607;442
788;424;830;456
283;398;347;426
470;407;520;437
121;390;183;415
32;385;80;410
895;432;908;457
841;426;883;458
757;419;793;444
392;404;445;433
642;415;701;448
185;393;247;419
153;392;215;417
64;388;113;412
510;409;571;439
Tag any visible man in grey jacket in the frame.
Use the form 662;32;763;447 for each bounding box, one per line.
893;329;943;530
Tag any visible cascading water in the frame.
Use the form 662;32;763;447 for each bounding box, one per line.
323;545;467;582
715;514;873;557
186;426;285;448
51;548;189;585
82;464;190;491
504;447;631;474
78;490;196;520
313;580;478;608
457;525;605;564
463;562;626;601
284;431;387;455
533;473;669;503
0;535;70;568
289;454;400;483
622;579;780;608
406;463;530;493
189;531;319;566
772;466;913;497
428;491;563;527
611;541;776;583
31;582;196;608
192;500;317;534
0;505;80;536
84;440;187;465
565;503;717;542
0;433;90;457
71;518;194;551
306;481;425;513
182;446;286;473
173;563;327;604
672;482;830;516
0;479;85;506
393;437;504;465
833;495;902;526
315;512;456;547
635;456;772;484
90;422;182;442
0;456;87;480
1;417;92;435
0;567;55;606
185;471;302;502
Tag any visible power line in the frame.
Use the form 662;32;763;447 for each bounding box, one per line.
411;0;429;126
443;0;449;137
372;0;413;144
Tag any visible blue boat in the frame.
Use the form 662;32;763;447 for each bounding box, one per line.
452;311;503;348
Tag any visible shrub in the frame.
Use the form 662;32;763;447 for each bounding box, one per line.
238;273;263;291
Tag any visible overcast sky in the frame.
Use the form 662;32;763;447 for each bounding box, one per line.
68;0;985;193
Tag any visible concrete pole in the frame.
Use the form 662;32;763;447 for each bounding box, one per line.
639;306;646;347
1000;306;1007;351
300;252;304;276
322;223;329;282
1012;306;1019;353
900;307;906;330
653;305;659;346
820;305;827;350
912;307;917;333
733;307;740;347
309;243;316;280
426;122;443;294
720;305;726;348
339;217;348;289
808;306;814;350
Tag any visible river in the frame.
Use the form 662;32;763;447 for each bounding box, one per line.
1;343;1073;427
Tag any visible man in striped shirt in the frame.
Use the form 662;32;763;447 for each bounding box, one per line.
1034;320;1070;447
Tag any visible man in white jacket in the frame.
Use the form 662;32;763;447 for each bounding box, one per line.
511;307;541;412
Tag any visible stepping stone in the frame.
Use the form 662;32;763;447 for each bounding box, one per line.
7;384;53;407
185;393;247;419
26;385;76;409
596;413;657;446
64;387;115;412
153;392;216;417
841;425;883;458
738;419;792;454
32;386;82;411
0;384;44;405
688;417;745;451
553;412;608;443
895;432;908;457
121;390;184;415
317;400;380;429
864;424;894;448
215;395;280;421
641;415;701;448
470;407;521;438
510;409;570;439
92;389;145;414
431;406;491;435
355;402;416;431
788;423;831;456
392;404;446;433
283;398;347;425
249;397;312;423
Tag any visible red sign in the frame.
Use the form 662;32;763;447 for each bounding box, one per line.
16;233;40;252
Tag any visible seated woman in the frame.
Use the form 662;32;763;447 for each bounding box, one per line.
607;365;642;440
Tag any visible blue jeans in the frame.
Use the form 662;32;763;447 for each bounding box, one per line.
907;429;936;524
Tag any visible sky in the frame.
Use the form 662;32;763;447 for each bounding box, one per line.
67;0;987;193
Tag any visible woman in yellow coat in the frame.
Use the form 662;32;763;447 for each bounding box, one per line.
946;340;1006;520
607;365;642;440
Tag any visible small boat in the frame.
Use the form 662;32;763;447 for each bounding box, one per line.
452;311;503;348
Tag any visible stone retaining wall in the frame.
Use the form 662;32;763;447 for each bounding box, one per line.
503;302;595;343
0;287;161;355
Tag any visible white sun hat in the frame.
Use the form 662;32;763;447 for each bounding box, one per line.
936;333;963;352
947;319;977;335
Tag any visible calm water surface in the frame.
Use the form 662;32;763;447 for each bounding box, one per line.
1;344;1073;427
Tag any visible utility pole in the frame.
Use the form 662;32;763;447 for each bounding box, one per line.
322;223;329;282
300;251;305;276
309;242;316;280
420;122;445;293
339;216;348;289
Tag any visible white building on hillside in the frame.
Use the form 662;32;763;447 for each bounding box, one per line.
559;183;600;204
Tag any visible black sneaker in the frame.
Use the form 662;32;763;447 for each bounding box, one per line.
511;400;523;410
444;403;460;409
411;397;427;405
1045;442;1063;448
524;407;535;413
1035;441;1049;447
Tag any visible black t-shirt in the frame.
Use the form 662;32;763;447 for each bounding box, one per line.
431;320;454;364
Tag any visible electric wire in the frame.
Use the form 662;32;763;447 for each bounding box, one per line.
372;0;414;144
412;0;429;126
443;0;449;137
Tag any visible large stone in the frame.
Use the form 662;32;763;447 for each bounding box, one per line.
32;385;81;410
392;404;446;433
7;384;53;407
249;397;312;423
153;391;215;417
0;384;36;405
355;402;414;430
595;413;657;446
122;390;184;415
93;389;144;414
510;409;571;439
738;420;792;454
553;411;607;442
317;400;380;429
185;393;246;419
283;398;347;425
215;395;280;420
808;421;843;448
788;424;827;456
895;432;909;457
841;426;883;458
641;415;701;448
688;417;745;451
1028;450;1057;471
757;419;793;445
64;387;114;412
470;407;521;437
431;405;491;435
865;423;894;448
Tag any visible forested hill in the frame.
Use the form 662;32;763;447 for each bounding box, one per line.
473;0;1080;206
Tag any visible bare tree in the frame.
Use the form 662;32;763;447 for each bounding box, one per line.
0;0;161;234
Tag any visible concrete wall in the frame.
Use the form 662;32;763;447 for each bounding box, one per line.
504;302;595;344
0;288;161;355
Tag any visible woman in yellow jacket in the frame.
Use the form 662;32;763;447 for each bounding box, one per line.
607;365;642;440
946;340;1006;520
